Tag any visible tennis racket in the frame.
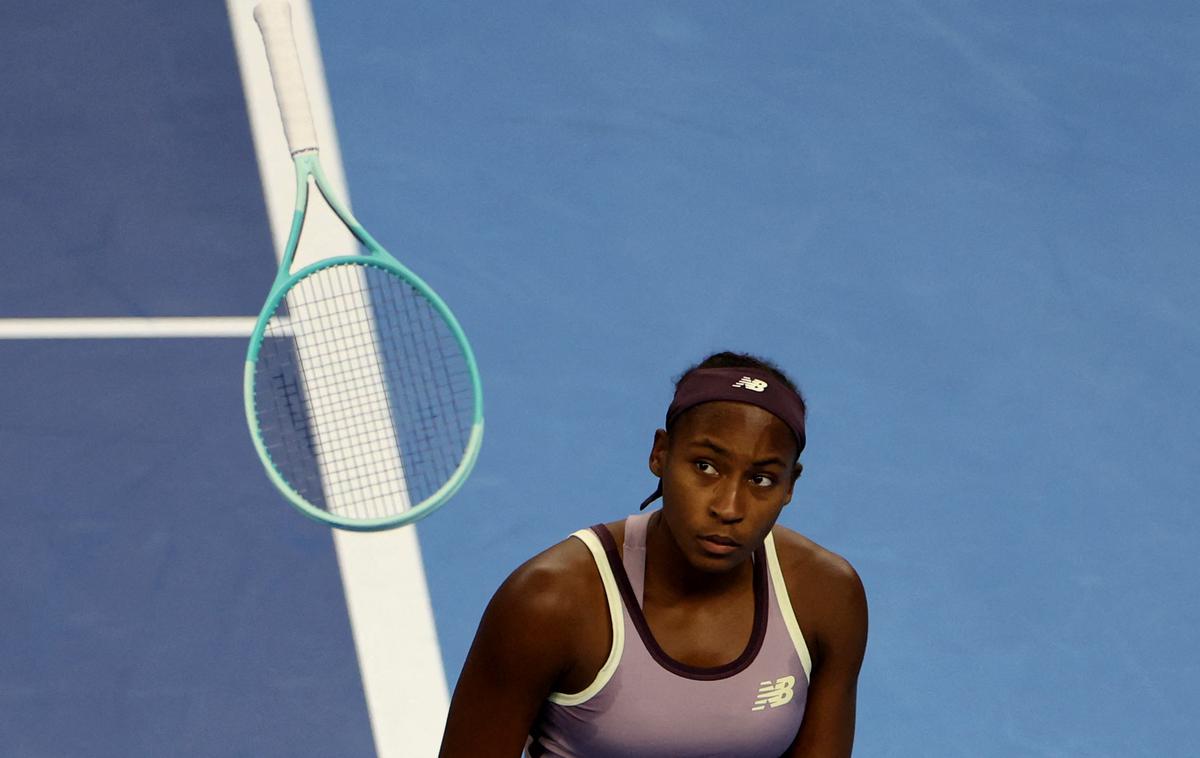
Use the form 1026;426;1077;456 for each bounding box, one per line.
245;0;483;531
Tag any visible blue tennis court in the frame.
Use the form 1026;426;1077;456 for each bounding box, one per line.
2;1;1197;755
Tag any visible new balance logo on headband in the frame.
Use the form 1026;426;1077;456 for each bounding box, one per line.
732;376;768;392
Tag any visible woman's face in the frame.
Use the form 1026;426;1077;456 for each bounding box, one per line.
650;400;802;573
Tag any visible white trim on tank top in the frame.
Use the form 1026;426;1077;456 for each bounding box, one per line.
546;529;626;706
764;531;813;681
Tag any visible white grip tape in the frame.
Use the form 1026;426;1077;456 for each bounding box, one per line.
254;0;319;154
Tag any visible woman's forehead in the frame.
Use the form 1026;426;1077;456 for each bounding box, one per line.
669;401;797;455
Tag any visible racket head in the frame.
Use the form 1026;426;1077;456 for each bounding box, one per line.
244;253;484;531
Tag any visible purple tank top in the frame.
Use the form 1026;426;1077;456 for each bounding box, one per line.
527;513;812;757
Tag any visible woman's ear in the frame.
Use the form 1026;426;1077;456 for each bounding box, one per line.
648;428;668;477
781;462;803;506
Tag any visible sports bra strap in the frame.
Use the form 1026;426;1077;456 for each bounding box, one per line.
621;513;652;605
544;529;626;706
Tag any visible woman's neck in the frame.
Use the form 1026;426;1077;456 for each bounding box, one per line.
642;510;753;604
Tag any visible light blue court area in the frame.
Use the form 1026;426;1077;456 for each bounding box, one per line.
3;0;1199;756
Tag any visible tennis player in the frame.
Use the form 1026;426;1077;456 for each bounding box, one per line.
440;352;868;757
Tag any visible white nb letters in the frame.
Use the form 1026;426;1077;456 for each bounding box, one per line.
752;675;796;711
732;376;769;393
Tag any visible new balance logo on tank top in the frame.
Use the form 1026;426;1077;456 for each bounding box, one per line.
527;513;813;758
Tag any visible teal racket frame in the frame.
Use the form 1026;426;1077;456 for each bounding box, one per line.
244;152;484;531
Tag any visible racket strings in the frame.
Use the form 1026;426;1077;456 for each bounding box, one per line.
380;276;472;482
253;261;474;520
264;266;461;519
256;349;327;504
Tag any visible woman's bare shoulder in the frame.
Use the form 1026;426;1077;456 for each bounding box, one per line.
490;527;612;625
769;523;865;605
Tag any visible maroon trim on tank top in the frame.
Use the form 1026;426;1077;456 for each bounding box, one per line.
526;724;548;758
589;523;769;682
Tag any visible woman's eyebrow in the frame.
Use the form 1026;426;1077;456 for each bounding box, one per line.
691;438;787;468
691;438;729;457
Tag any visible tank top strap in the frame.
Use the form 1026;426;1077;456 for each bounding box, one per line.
621;512;652;606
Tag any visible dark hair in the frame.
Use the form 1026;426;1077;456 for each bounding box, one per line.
674;351;805;413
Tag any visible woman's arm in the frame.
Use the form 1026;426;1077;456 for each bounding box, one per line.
784;551;869;757
439;541;600;757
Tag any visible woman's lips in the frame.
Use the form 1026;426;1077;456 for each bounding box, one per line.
699;535;740;555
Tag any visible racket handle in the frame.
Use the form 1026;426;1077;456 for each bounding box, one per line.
254;0;319;155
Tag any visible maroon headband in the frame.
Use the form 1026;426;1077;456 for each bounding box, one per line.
640;367;806;509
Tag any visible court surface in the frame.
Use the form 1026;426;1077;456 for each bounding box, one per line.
2;1;1198;756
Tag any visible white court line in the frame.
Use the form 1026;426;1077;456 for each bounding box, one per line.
0;317;255;339
226;3;449;758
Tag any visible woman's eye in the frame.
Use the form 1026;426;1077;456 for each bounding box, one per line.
695;461;718;476
751;474;776;488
